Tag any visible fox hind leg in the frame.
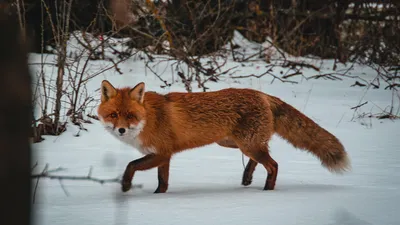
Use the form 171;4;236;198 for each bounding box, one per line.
236;143;278;190
230;111;278;190
264;154;278;190
217;136;277;190
217;138;258;186
242;158;258;186
248;148;278;190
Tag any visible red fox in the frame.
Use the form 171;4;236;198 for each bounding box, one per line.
97;80;350;193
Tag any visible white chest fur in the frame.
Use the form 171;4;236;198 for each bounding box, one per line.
101;119;157;155
111;131;156;155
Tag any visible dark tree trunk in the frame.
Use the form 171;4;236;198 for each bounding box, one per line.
0;7;33;225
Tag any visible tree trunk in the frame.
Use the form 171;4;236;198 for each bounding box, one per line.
0;9;33;225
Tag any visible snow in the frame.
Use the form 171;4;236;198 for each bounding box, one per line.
30;32;400;225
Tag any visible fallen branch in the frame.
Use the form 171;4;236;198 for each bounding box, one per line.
282;60;320;72
386;76;400;81
307;73;343;81
350;81;367;87
108;58;123;75
199;66;239;91
350;101;368;110
384;83;400;90
357;112;400;120
282;71;303;79
145;61;172;88
31;172;132;185
31;164;143;203
87;114;99;121
230;71;298;84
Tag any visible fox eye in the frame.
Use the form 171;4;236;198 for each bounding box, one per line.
110;112;118;118
127;113;135;119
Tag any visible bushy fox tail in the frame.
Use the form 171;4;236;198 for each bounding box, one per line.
267;95;351;173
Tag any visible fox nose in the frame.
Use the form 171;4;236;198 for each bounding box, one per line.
118;128;126;134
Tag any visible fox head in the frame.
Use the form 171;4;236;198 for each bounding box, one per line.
97;80;146;138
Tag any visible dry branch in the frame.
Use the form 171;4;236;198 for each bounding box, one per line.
230;71;298;84
31;166;142;186
307;73;343;81
282;60;320;72
282;71;303;79
351;81;367;87
31;164;143;203
384;83;400;90
87;114;100;121
350;101;368;110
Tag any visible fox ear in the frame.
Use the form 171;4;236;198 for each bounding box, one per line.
129;82;145;104
101;80;117;102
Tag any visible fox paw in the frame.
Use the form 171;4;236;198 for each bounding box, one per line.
154;185;168;194
121;181;132;192
263;181;275;190
241;177;253;186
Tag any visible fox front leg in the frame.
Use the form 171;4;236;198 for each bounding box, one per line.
122;154;171;192
154;160;171;193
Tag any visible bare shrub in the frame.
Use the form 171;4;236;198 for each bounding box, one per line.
12;0;398;143
11;0;140;142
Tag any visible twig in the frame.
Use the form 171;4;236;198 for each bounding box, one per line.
282;60;320;72
302;85;313;112
350;81;367;87
81;53;137;83
145;61;171;87
87;114;99;121
231;71;298;84
31;171;140;186
384;83;400;90
108;58;123;75
336;112;346;128
282;71;303;79
32;163;49;203
31;165;143;202
58;179;70;196
230;71;269;79
350;101;368;110
31;162;38;171
199;65;239;89
307;73;343;81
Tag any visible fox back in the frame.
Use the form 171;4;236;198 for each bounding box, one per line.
97;80;274;155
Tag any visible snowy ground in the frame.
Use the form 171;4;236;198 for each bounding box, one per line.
30;32;400;225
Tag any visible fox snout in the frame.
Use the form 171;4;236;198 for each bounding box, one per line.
118;128;126;135
105;121;145;139
114;126;133;136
